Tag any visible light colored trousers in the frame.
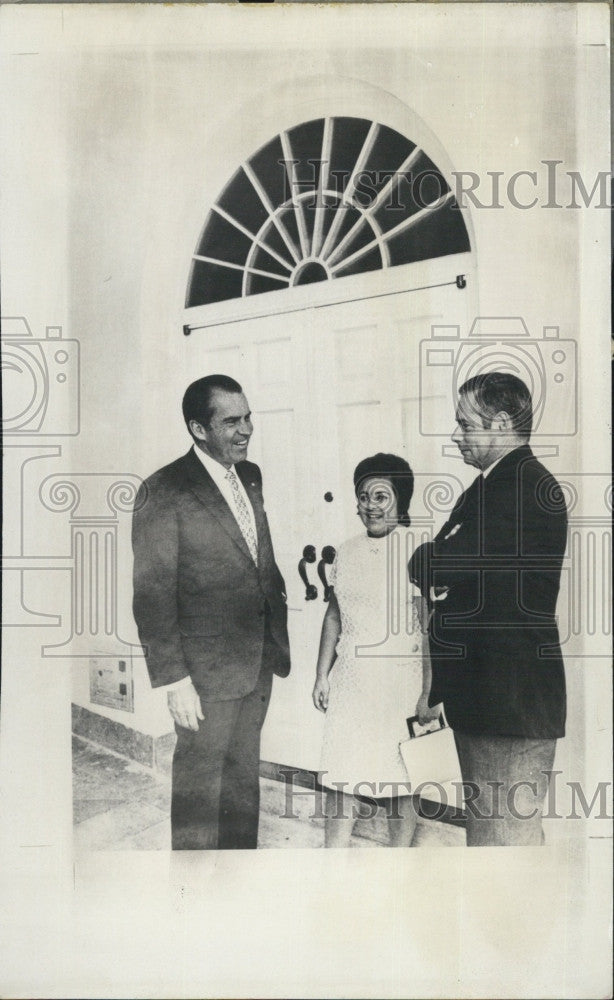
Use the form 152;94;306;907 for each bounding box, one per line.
454;732;557;846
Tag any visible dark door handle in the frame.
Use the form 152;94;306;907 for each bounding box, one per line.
317;545;336;602
298;545;318;601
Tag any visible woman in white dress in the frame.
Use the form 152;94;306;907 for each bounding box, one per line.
312;454;437;848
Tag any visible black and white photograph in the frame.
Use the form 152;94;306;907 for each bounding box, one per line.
0;3;611;997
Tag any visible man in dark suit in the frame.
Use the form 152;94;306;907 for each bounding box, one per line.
132;375;290;850
410;372;567;845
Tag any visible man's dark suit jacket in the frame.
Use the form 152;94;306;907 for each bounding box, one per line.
132;448;290;701
409;445;567;739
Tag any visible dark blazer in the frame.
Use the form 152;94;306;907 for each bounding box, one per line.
409;445;567;738
132;448;290;701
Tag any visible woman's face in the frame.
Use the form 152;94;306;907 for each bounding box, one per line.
356;476;399;536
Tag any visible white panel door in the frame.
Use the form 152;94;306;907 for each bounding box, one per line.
185;261;474;770
186;309;330;767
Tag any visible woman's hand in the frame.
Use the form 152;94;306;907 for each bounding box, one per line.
312;677;330;713
415;693;439;726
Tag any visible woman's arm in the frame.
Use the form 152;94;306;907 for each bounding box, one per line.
312;592;342;712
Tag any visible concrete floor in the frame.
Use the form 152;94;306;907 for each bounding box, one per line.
73;735;466;851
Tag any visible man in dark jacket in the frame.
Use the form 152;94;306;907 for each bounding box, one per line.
410;372;567;845
132;375;290;850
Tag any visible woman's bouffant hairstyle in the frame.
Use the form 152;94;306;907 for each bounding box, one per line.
353;453;414;527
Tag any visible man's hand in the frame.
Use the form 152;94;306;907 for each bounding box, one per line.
168;680;204;731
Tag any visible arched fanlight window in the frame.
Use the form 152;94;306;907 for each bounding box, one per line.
186;116;470;308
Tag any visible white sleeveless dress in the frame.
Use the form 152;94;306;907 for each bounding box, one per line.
319;528;424;796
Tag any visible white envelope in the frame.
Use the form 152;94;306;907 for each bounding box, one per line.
399;706;461;790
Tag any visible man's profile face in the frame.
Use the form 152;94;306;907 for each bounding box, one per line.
192;390;253;468
451;390;500;470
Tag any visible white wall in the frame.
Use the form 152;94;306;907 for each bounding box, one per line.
1;8;611;995
2;5;605;763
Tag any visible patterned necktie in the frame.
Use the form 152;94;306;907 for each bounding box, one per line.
225;469;258;565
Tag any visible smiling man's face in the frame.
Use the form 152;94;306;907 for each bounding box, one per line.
192;390;253;468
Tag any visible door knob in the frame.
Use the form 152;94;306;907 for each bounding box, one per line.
317;545;336;602
298;545;318;601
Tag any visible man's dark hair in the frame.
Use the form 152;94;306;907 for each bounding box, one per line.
459;371;533;438
353;453;415;527
182;375;243;438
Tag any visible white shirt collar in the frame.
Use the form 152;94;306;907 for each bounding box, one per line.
192;444;235;489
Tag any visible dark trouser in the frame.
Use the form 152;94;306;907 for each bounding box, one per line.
171;664;273;851
454;732;557;847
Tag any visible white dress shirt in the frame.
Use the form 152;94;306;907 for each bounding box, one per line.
192;445;257;539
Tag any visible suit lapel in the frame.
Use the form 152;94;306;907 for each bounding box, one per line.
182;450;254;563
436;447;532;546
436;473;483;542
